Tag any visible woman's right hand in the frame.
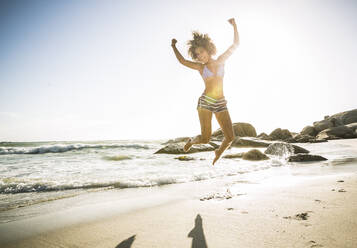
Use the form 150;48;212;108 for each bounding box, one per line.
171;38;177;47
228;18;236;26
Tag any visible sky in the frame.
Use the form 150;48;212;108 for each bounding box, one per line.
0;0;356;142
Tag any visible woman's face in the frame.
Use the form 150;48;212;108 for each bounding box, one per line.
194;47;210;63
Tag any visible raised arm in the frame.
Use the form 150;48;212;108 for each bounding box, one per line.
171;38;202;71
217;18;239;64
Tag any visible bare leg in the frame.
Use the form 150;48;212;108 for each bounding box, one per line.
212;110;235;165
184;107;213;152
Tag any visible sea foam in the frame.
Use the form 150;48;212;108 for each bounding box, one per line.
0;143;150;155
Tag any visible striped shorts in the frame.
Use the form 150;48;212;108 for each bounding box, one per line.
197;93;228;113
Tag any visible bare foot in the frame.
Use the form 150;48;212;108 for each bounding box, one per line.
212;149;222;165
184;138;193;152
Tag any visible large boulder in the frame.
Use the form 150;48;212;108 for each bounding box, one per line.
330;109;357;125
269;128;293;141
313;119;340;132
242;149;269;161
313;109;357;133
231;137;271;148
300;126;318;137
154;142;215;154
264;142;309;157
288;154;327;162
212;122;257;139
316;125;356;140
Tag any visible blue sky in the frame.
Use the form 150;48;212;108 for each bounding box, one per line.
1;0;356;141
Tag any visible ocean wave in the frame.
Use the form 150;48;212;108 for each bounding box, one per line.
0;181;114;194
0;179;174;194
0;143;150;155
0;173;240;194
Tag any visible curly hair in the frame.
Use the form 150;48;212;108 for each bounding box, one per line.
187;30;216;61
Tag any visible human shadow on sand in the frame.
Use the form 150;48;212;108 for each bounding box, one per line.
114;214;207;248
188;214;208;248
115;235;136;248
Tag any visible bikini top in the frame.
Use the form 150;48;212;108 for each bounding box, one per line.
201;63;225;79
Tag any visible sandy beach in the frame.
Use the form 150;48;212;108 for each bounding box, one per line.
1;139;357;248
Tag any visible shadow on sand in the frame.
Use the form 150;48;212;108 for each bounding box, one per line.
114;214;208;248
188;214;208;248
115;235;136;248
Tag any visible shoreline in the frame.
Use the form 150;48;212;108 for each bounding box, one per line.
1;170;357;247
1;139;356;247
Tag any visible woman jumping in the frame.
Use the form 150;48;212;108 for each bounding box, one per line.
171;18;239;165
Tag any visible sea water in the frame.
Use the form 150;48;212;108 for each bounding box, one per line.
0;139;356;223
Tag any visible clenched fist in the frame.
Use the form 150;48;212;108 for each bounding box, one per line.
228;18;236;26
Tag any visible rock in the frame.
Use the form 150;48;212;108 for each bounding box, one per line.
313;109;357;133
210;135;224;141
208;142;220;149
316;125;355;140
290;134;327;143
288;154;327;162
242;149;269;161
309;139;328;143
154;142;215;154
300;126;318;137
211;130;223;139
313;119;337;133
292;144;310;154
265;142;294;156
291;132;298;137
231;137;271;148
269;128;292;141
222;153;244;159
174;155;195;161
233;122;257;137
292;134;315;143
315;132;338;141
330;109;357;125
223;149;270;160
162;137;191;145
346;122;357;132
285;137;297;143
257;132;271;140
212;122;257;138
265;142;309;156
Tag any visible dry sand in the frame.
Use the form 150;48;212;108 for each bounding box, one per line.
1;139;357;248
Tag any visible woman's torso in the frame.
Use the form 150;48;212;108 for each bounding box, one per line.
199;61;225;99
